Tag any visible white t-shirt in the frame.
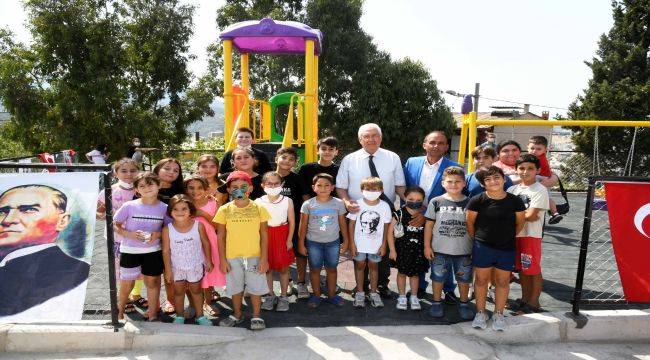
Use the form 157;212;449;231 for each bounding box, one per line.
86;150;106;164
347;199;392;254
507;182;549;238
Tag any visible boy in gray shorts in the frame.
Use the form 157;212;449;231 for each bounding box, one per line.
214;171;271;330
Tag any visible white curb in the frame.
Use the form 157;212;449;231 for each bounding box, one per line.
1;310;648;353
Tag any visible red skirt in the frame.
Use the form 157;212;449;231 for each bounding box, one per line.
267;223;295;270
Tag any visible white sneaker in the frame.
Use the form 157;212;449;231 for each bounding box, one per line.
396;296;407;310
492;311;507;331
369;292;384;308
472;310;488;330
409;295;421;310
354;291;366;308
297;283;310;299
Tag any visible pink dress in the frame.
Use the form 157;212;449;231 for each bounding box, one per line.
199;199;226;287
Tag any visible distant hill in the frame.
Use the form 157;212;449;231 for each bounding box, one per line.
187;100;225;138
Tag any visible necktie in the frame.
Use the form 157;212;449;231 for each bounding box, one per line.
368;154;395;212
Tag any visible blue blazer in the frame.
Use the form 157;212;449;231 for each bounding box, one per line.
404;156;461;202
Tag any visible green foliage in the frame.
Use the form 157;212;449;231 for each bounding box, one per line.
207;0;454;158
0;0;215;160
568;0;649;175
0;124;29;159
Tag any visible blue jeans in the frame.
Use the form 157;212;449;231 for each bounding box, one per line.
306;240;340;269
419;262;456;292
430;254;473;284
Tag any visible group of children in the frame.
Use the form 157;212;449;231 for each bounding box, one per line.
97;127;553;332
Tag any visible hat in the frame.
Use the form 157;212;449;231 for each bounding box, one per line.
217;171;253;193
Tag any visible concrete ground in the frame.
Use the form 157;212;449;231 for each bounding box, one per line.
83;192;649;328
5;337;650;359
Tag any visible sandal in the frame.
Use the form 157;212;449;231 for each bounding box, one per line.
249;317;266;331
203;303;220;317
307;295;322;309
133;297;149;308
219;314;244;327
325;295;345;307
161;300;176;314
124;303;136;313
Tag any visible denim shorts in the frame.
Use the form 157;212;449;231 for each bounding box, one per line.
353;252;382;263
472;241;516;271
430;253;473;284
306;240;340;269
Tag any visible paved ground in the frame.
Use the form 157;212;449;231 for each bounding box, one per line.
83;192;647;328
6;339;650;359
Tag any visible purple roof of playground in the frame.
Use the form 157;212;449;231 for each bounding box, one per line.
219;18;323;55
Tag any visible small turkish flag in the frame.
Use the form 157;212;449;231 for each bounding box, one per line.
604;182;650;302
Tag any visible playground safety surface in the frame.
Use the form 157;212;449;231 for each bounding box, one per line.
83;192;649;328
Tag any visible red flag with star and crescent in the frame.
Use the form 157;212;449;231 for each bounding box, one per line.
604;182;650;302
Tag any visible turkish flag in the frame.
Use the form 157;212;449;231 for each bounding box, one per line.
604;182;650;302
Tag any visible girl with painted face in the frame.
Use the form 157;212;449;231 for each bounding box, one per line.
254;171;295;313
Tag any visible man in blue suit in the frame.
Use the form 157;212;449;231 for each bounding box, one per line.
403;131;460;302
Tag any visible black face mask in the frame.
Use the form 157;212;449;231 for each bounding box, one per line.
406;201;423;209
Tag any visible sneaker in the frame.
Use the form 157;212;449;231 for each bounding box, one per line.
353;291;366;308
472;311;488;330
173;316;185;324
492;311;507;331
195;316;212;326
444;290;458;305
369;292;384;308
297;283;310;299
428;301;443;317
410;295;421;311
548;213;563;225
276;296;290;312
458;301;476;320
261;295;277;311
396;296;408;310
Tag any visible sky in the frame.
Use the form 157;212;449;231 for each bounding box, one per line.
1;0;614;116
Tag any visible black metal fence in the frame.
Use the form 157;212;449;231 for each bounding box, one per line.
0;162;120;330
571;175;650;315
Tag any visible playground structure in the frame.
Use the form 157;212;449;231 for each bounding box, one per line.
219;18;322;163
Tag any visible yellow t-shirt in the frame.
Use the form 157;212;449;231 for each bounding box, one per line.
213;201;270;259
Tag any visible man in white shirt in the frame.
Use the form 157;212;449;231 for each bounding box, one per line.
337;123;406;297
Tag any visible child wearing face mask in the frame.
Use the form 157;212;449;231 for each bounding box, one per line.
214;171;270;330
348;177;392;308
387;186;429;311
255;171;295;312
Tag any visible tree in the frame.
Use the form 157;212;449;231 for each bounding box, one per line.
568;0;649;175
0;0;215;158
207;0;454;157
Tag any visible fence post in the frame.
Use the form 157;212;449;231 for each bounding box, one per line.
103;172;121;330
571;176;597;315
